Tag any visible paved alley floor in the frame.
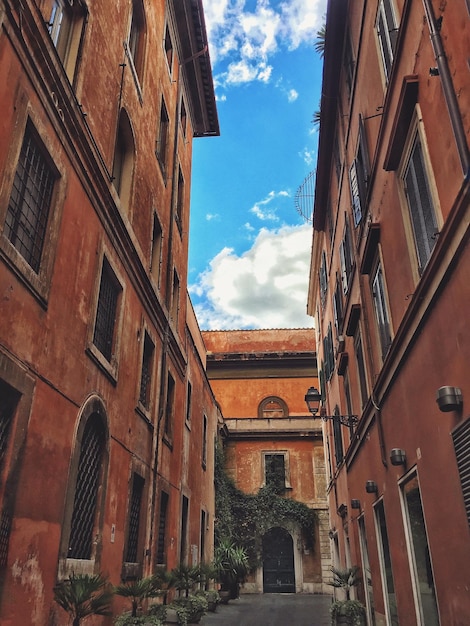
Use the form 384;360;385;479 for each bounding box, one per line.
199;593;331;626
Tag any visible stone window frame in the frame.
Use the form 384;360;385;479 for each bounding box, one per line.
261;451;292;490
58;395;109;580
0;99;67;307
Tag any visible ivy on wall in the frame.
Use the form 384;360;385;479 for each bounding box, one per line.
214;443;317;568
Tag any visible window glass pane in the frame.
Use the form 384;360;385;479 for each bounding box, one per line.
375;500;399;624
264;454;286;492
5;124;55;272
402;476;439;625
372;263;392;358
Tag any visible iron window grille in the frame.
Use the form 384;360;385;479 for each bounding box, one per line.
68;415;105;560
164;373;175;438
125;474;144;564
452;419;470;526
139;333;154;409
93;258;121;362
5;123;56;273
156;491;169;564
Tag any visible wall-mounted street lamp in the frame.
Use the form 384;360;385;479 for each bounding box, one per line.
304;386;358;429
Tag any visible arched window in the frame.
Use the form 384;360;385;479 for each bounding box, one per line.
59;397;108;577
128;0;146;82
68;413;106;559
258;396;288;419
113;109;135;211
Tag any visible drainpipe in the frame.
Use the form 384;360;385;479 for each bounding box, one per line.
422;0;470;175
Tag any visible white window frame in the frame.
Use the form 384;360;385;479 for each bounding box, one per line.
376;0;399;83
398;112;440;280
371;256;392;360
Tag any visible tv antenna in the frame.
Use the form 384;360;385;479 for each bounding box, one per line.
295;169;315;223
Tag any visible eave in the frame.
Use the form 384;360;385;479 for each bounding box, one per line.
172;0;220;137
313;0;347;232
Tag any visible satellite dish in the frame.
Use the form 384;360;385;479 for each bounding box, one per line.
295;169;315;223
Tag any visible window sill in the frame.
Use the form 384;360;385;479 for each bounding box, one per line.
163;433;173;450
135;403;154;429
0;238;50;308
86;344;118;385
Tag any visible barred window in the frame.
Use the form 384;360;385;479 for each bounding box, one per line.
0;380;20;569
68;414;106;560
139;333;154;409
125;474;144;564
93;258;121;362
164;373;175;439
5;123;56;273
156;491;169;564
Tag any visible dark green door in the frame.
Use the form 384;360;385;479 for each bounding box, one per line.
262;527;295;593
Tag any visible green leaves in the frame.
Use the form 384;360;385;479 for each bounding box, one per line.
53;572;113;625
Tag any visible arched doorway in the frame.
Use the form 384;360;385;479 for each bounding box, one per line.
262;527;295;593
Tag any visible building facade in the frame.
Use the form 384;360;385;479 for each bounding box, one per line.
0;0;219;624
308;1;470;624
203;329;331;595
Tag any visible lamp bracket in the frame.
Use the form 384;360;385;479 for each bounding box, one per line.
320;414;358;428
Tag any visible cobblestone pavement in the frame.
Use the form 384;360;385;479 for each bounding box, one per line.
199;593;331;626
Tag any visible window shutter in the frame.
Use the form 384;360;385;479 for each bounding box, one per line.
452;419;470;526
349;160;362;227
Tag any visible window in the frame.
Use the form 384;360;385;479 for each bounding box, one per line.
150;213;163;285
180;98;187;138
93;258;122;363
333;276;343;334
371;260;392;359
401;474;439;625
202;414;207;469
112;110;135;211
125;474;145;567
333;135;342;184
68;413;106;560
354;326;368;408
185;382;192;424
175;165;184;233
200;510;207;563
343;32;355;97
156;98;169;176
139;332;154;410
4;121;57;273
164;24;173;73
374;500;399;624
401;129;439;274
319;250;328;307
164;372;175;440
48;0;86;82
156;491;169;565
128;0;145;82
452;418;470;526
258;397;288;418
263;452;291;492
0;381;20;569
339;217;354;294
323;323;335;381
332;410;344;466
180;495;189;563
376;0;399;82
170;269;180;324
349;116;371;227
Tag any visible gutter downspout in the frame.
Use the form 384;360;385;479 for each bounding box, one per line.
422;0;470;174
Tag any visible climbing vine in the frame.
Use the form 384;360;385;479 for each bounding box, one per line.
214;443;317;568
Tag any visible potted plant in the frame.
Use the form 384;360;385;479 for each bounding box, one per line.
169;593;208;624
195;589;219;612
213;538;249;600
53;572;113;626
328;566;366;626
114;576;163;618
171;563;203;598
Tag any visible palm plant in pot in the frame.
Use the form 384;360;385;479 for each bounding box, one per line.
213;538;249;601
329;566;366;626
53;572;113;626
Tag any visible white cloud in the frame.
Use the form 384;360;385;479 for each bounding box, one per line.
287;88;299;102
206;213;220;221
249;190;289;221
204;0;326;89
189;224;314;330
299;147;315;166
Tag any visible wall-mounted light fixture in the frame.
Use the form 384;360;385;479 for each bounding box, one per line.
390;448;406;466
436;386;463;412
305;386;358;429
351;499;361;509
365;480;378;494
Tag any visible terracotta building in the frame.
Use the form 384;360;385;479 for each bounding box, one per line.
203;329;331;595
308;0;470;624
0;0;219;624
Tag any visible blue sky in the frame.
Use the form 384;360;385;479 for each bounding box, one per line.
189;0;327;330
